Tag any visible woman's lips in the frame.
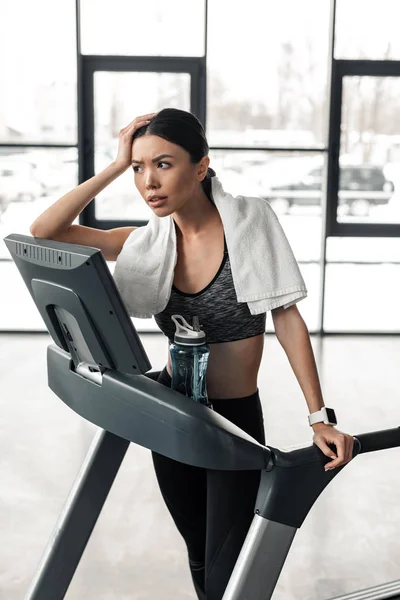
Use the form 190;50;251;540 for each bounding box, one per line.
148;196;168;207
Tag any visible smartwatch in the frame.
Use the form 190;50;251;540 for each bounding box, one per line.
308;407;337;427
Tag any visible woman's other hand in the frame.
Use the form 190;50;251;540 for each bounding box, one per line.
114;113;157;171
312;423;354;471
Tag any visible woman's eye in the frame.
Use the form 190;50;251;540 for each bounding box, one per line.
132;163;170;172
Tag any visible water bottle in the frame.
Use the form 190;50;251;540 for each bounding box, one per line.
169;314;212;409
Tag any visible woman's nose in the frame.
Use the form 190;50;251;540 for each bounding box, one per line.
145;171;160;189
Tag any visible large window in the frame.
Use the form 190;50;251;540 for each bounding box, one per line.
1;0;400;334
206;0;331;333
0;148;78;329
207;0;331;149
0;0;77;144
337;76;400;225
80;0;205;57
335;0;400;60
0;0;78;331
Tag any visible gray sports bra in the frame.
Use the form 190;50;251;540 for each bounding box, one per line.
154;237;266;344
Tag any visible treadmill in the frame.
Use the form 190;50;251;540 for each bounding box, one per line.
4;233;400;600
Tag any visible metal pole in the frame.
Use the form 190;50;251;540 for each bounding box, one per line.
222;516;297;600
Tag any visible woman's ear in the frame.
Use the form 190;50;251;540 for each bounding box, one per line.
197;155;210;181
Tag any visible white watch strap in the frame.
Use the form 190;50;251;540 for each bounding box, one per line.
308;408;327;426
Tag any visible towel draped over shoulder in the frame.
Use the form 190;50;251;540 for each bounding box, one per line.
113;176;307;318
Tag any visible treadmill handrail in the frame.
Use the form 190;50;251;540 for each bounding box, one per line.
354;427;400;453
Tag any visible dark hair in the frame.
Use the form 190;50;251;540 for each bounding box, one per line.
132;108;216;198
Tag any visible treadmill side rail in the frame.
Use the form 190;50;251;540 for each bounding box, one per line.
47;343;271;472
222;516;297;600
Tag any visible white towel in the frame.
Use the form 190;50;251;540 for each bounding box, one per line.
113;176;307;318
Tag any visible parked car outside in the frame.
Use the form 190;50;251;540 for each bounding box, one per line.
263;164;395;216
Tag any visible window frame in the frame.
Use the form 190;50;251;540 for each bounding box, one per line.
327;58;400;238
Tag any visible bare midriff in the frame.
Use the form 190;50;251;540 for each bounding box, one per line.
165;215;265;400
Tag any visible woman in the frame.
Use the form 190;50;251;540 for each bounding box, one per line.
30;108;354;600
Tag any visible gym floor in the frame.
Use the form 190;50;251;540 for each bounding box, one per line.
1;333;399;600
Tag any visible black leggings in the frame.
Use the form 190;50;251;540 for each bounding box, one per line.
150;366;265;600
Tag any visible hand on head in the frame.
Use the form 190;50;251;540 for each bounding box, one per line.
115;113;157;170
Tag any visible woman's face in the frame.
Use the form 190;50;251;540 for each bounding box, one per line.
131;134;208;213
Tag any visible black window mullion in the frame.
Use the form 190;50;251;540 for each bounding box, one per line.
337;59;400;77
209;146;327;152
83;55;203;73
80;56;95;227
191;60;206;126
0;143;77;149
326;58;342;238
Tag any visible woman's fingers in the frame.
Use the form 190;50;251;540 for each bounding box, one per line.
346;434;355;462
121;113;157;134
114;113;156;169
136;112;157;122
325;434;354;470
329;437;345;469
315;438;337;460
313;427;355;473
121;120;148;136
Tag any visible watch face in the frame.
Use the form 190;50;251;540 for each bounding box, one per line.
326;408;337;425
